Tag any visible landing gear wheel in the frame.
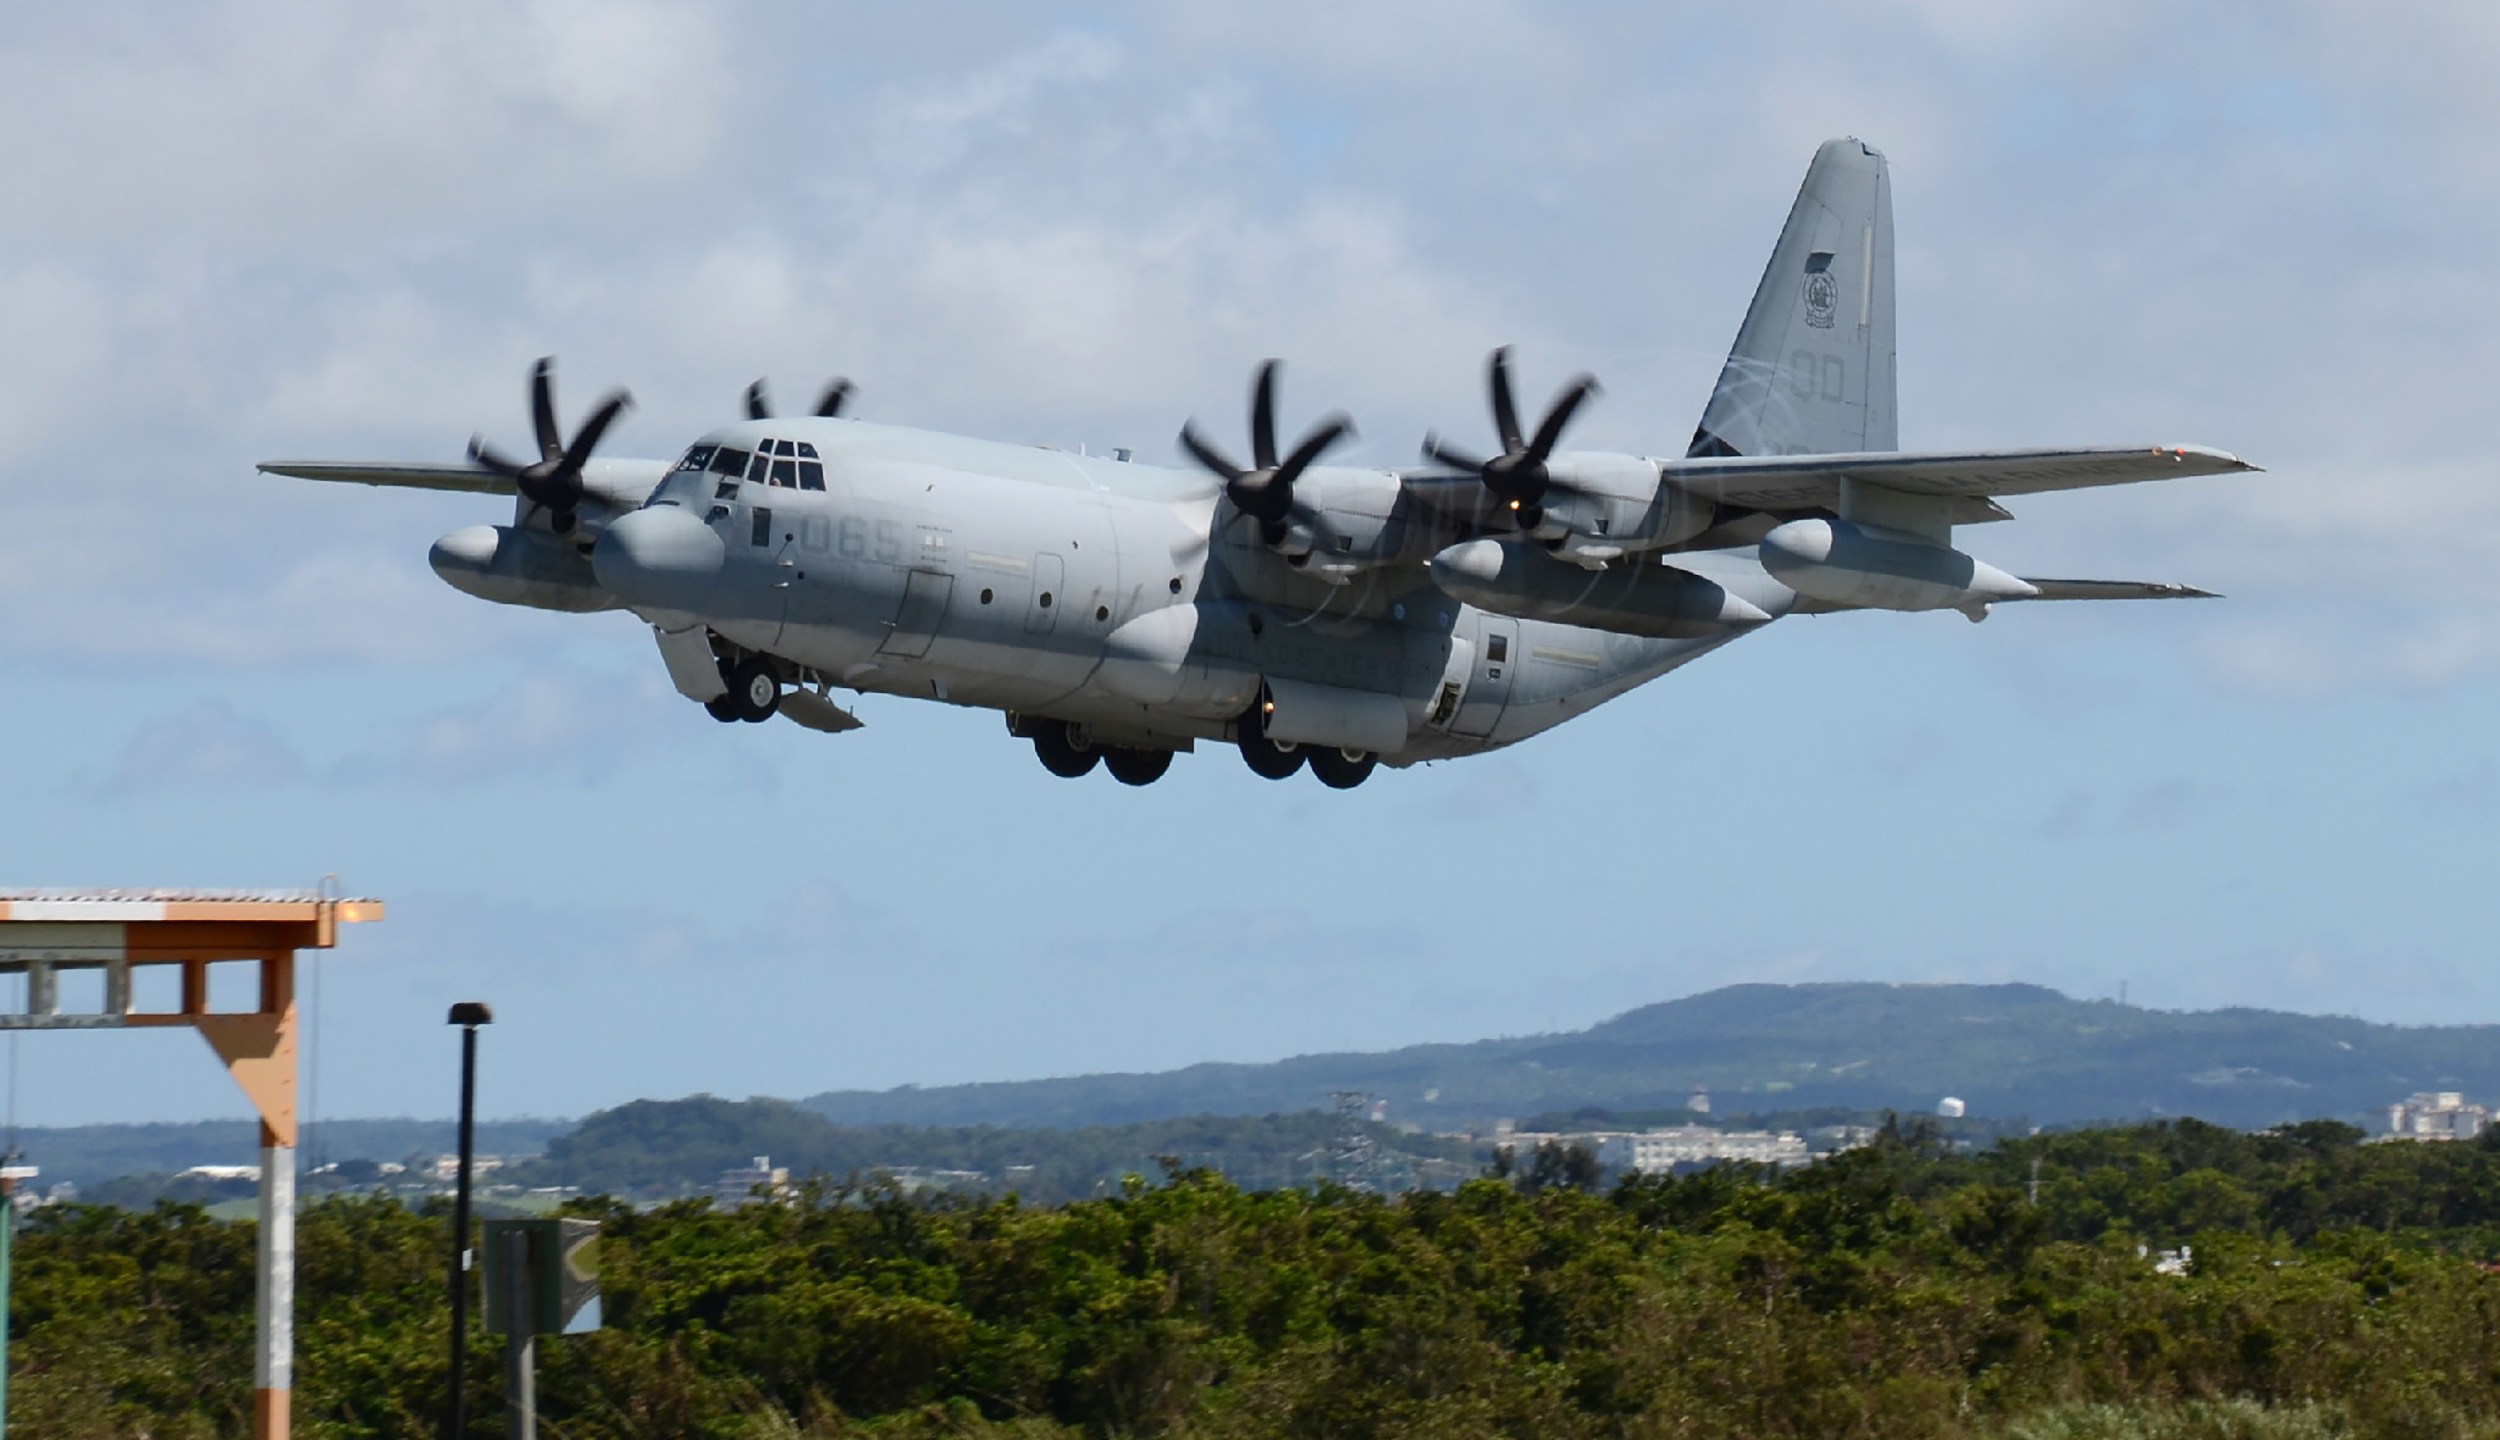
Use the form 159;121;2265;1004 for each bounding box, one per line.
1104;747;1174;787
1236;700;1304;780
1032;722;1100;778
1238;732;1303;780
1308;747;1377;790
703;694;741;723
725;657;780;723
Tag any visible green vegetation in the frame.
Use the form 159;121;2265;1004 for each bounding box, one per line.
16;1118;2500;1436
801;982;2500;1131
501;1096;1479;1202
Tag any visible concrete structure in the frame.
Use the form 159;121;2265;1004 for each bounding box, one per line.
0;888;382;1440
1500;1125;1816;1174
2385;1091;2491;1141
716;1154;790;1209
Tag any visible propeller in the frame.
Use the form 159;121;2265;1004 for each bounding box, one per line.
745;377;856;419
1178;360;1356;546
467;357;632;536
1423;345;1599;528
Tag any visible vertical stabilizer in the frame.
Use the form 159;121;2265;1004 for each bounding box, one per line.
1689;138;1897;458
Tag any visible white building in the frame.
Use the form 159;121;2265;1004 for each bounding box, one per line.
2385;1092;2491;1141
716;1154;791;1208
1500;1126;1815;1174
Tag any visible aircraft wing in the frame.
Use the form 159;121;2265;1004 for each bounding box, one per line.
256;457;671;506
257;460;513;495
1663;444;2257;513
2012;578;2217;601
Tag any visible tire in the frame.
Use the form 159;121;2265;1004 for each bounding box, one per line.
1308;747;1377;790
1032;722;1100;778
1104;747;1175;786
703;694;741;723
726;657;780;722
1238;732;1302;780
1236;698;1303;780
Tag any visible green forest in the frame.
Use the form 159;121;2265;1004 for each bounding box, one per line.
15;1117;2500;1438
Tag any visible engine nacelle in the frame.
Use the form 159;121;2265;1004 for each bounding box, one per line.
1430;539;1772;638
1759;518;2036;612
1240;466;1426;584
430;524;619;613
1531;452;1715;562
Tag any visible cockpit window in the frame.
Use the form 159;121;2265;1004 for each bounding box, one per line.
772;438;797;457
708;447;748;476
673;445;715;473
796;441;820;459
798;460;825;490
771;457;798;487
745;450;772;484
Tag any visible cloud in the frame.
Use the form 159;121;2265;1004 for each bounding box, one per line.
100;700;308;792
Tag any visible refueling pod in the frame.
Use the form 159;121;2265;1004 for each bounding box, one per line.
1758;517;2036;613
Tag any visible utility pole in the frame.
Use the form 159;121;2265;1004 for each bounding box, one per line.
446;1002;492;1440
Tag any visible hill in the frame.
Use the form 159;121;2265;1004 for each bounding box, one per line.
800;982;2495;1131
496;1096;1480;1202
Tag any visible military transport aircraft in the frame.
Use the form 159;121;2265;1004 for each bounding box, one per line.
259;139;2253;789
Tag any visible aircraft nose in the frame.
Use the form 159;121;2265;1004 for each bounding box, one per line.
593;504;725;623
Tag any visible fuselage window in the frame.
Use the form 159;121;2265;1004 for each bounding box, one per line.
798;460;825;490
795;441;820;459
709;447;750;476
1486;634;1509;664
770;457;798;487
751;507;773;547
714;480;738;500
746;451;772;484
674;445;715;473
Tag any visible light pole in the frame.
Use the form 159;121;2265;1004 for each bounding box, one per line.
445;1001;492;1440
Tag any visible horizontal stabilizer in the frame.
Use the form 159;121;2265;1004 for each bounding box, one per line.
2012;578;2219;602
1665;444;2257;514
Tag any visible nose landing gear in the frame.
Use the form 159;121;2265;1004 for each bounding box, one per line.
708;656;782;723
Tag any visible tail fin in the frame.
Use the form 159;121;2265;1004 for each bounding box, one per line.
1688;138;1897;459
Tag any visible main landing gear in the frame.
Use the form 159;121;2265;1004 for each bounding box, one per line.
1235;702;1377;788
1026;718;1178;786
705;656;781;723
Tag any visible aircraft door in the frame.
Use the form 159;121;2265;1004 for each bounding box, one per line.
1425;635;1476;734
754;504;792;645
1024;553;1063;635
878;570;954;659
1446;617;1516;740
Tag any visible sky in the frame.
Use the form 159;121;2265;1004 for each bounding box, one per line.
0;3;2495;1126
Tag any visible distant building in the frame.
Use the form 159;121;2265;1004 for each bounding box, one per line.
1936;1097;1967;1119
2385;1092;2491;1142
1501;1125;1816;1174
716;1154;790;1209
427;1155;506;1183
1687;1090;1711;1115
183;1164;263;1182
